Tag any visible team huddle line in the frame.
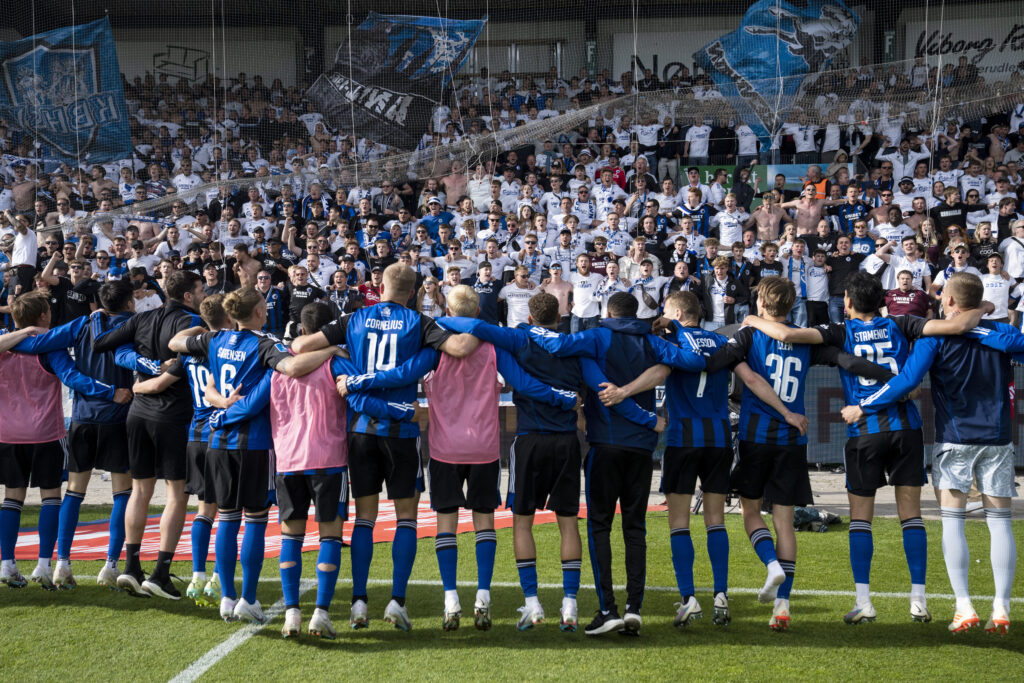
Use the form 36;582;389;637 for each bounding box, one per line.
0;262;1017;639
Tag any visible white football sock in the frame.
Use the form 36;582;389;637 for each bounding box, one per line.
940;506;970;600
985;508;1015;614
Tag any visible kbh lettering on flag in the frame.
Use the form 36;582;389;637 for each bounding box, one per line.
307;12;486;151
0;17;132;164
694;0;859;149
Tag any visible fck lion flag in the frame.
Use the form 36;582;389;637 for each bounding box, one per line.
0;17;132;165
694;0;860;149
308;12;486;151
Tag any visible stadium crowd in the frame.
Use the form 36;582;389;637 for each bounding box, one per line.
0;61;1019;640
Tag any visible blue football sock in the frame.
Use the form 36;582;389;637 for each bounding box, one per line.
0;499;23;562
706;524;729;595
901;517;927;586
434;532;458;592
215;511;242;599
37;498;61;561
749;527;778;567
475;529;497;591
670;527;695;599
517;558;538;598
316;537;343;611
849;519;873;586
350;518;374;601
107;489;130;564
240;512;267;604
280;533;303;609
778;560;796;600
391;519;417;601
561;559;581;599
191;515;214;575
57;491;85;561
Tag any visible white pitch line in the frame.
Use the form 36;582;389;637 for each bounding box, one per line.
168;578;316;683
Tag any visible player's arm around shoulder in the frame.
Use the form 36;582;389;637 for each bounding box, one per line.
168;326;210;355
740;313;825;344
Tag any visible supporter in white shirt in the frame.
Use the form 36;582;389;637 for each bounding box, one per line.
997;219;1024;280
735;124;760;165
219;219;254;252
680;167;712;206
929;244;983;300
543;229;585;274
655;178;681;214
572;186;600;228
959;160;994;199
711;193;750;247
873;206;916;251
931;156;963;189
540;176;570;216
477;239;513;277
591;212;634;258
568;252;603;329
591;169;628;220
876;235;932;291
498;267;539;327
512;235;550;284
980;253;1016;321
629;259;672;319
567;163;593;198
684;118;711;164
596;261;631;317
892;178;918;214
171;159;203;194
467;165;493;212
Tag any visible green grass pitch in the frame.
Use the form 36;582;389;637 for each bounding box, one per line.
1;508;1021;681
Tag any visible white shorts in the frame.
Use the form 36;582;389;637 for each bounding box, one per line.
931;442;1017;498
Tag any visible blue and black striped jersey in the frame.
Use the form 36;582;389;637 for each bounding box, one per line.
814;315;926;438
663;321;732;448
708;326;817;446
184;329;293;450
863;321;1019;445
182;354;215;443
262;287;287;338
321;301;453;439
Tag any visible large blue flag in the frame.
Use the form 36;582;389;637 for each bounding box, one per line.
0;18;132;165
694;0;859;149
308;12;486;150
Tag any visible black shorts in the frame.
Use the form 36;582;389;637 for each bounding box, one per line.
13;264;36;294
67;422;129;474
661;446;733;496
126;414;187;481
347;433;423;500
731;441;813;507
428;458;501;512
508;432;581;517
844;429;926;497
0;439;66;489
205;448;273;511
276;469;349;523
185;441;208;498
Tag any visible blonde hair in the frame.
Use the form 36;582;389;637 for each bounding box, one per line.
382;263;417;299
445;284;479;317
